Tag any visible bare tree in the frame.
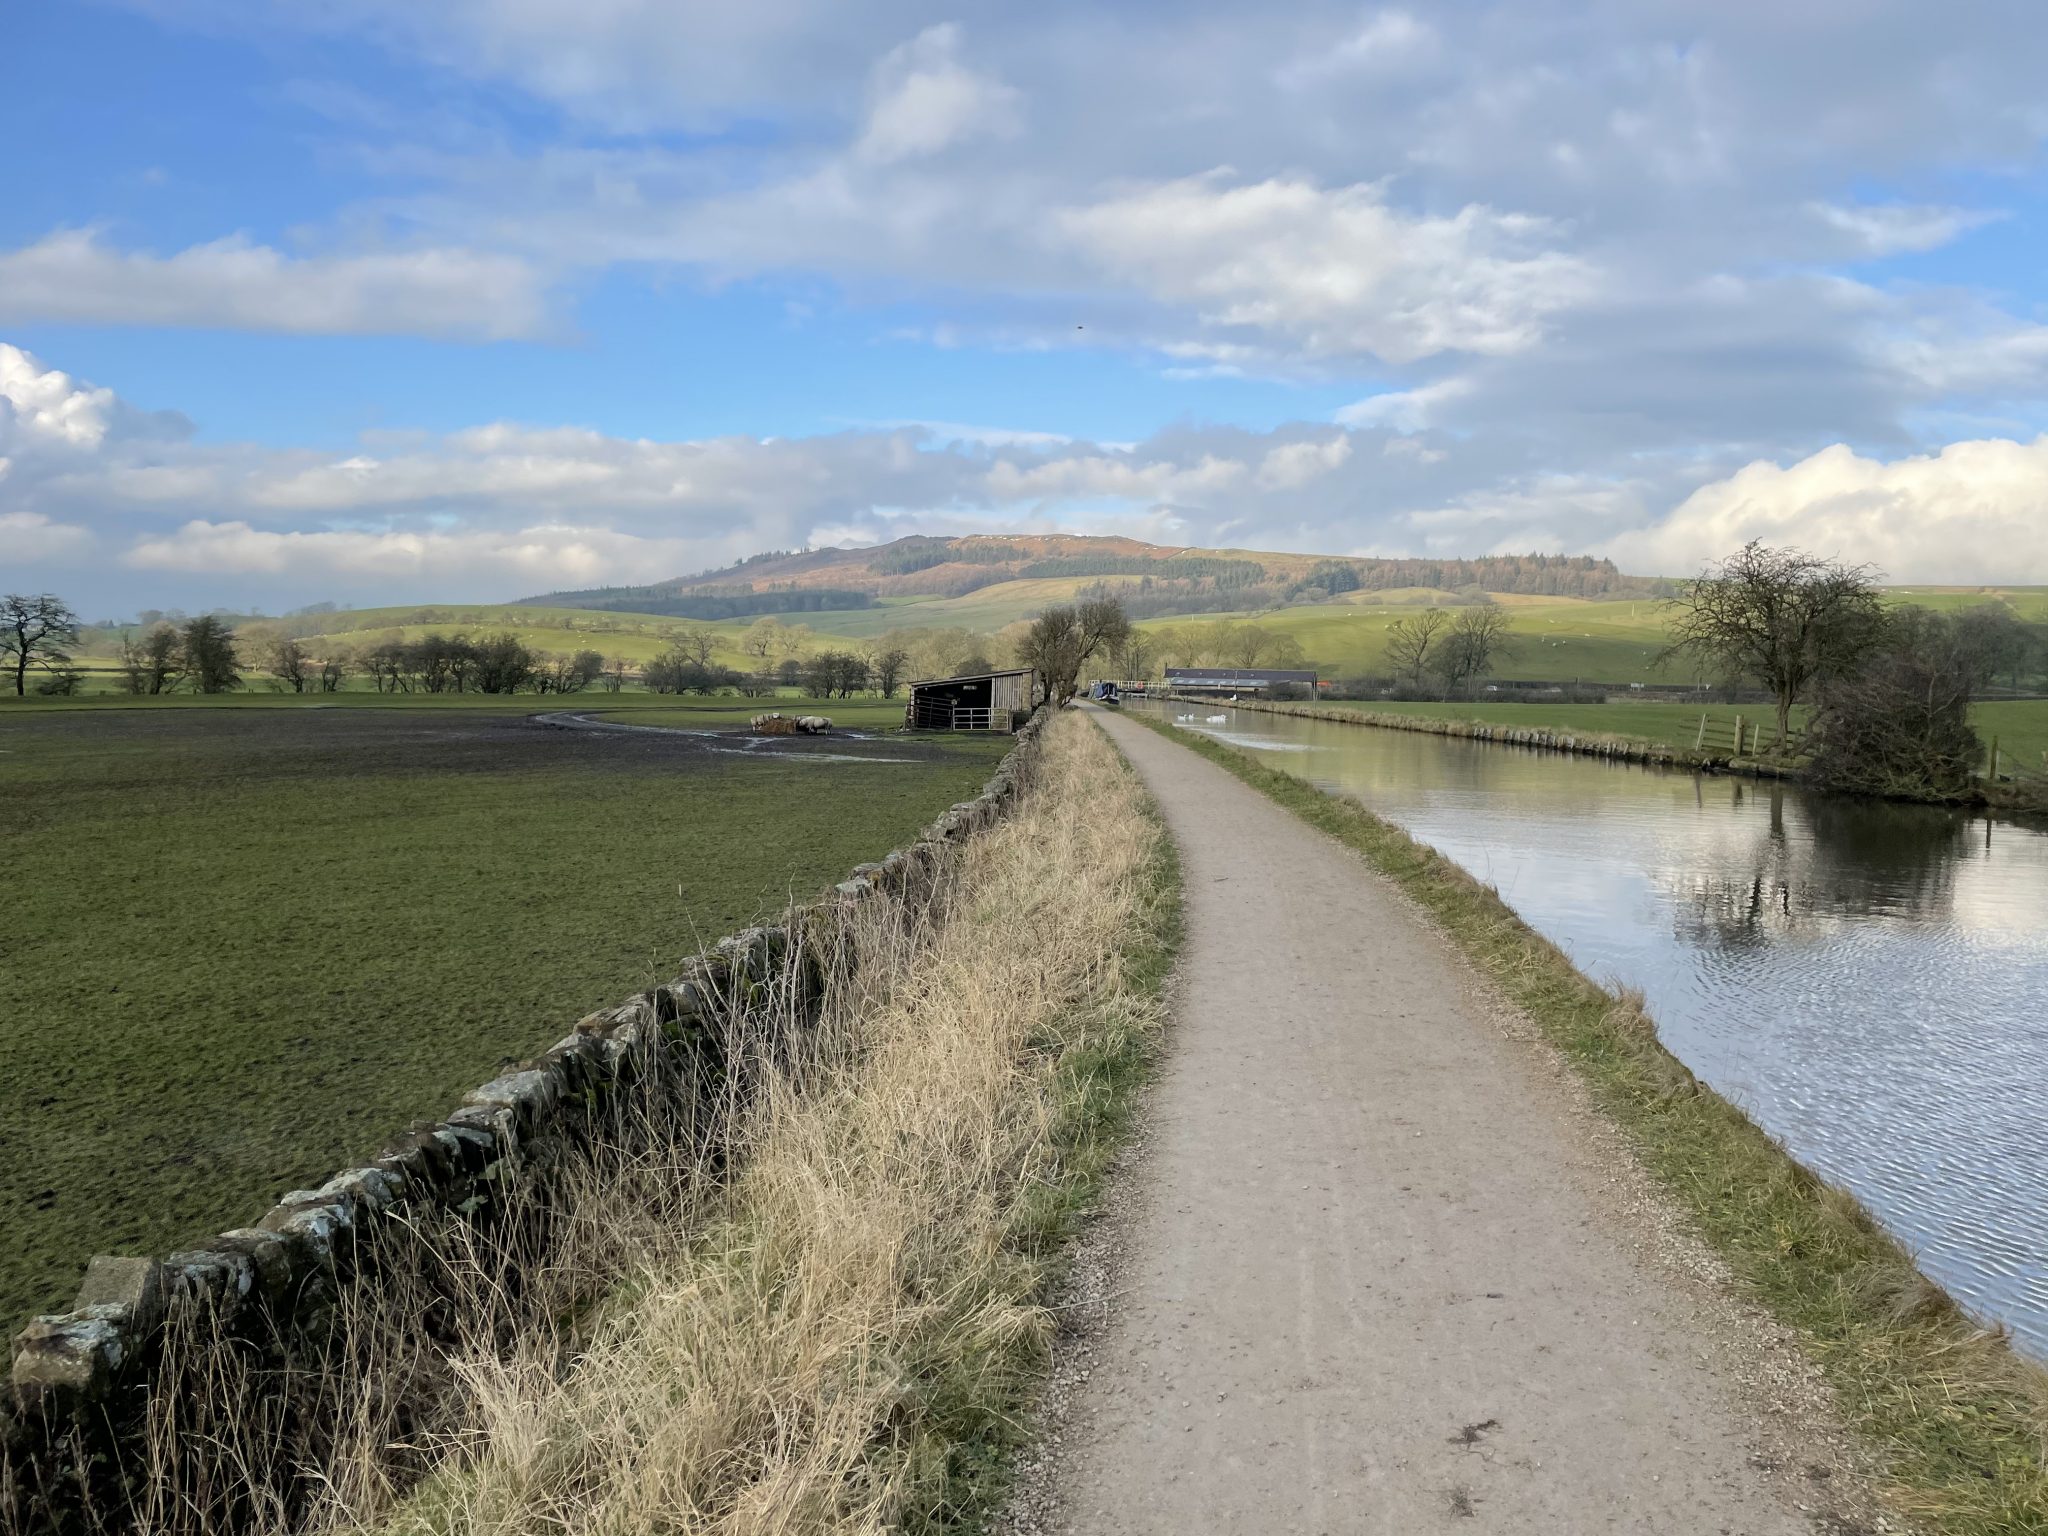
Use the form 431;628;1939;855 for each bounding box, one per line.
1662;542;1886;743
120;622;184;694
871;647;910;697
678;626;720;667
1807;609;1983;799
1955;602;2038;692
319;649;352;693
470;632;536;694
1018;596;1132;706
601;655;630;693
740;617;784;662
1382;608;1450;687
3;592;81;696
1107;630;1155;682
1432;606;1513;697
266;636;312;693
181;615;242;694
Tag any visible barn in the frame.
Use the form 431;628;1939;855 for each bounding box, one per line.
1161;666;1319;698
904;668;1036;731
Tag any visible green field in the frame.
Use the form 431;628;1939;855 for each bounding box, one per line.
1302;697;2048;774
0;703;1007;1329
1138;587;2048;685
51;584;2048;700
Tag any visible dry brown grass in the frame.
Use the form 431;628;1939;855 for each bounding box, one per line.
293;710;1169;1535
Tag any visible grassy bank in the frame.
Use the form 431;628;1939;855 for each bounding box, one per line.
0;706;1006;1331
1127;712;2048;1535
1305;696;2048;773
295;710;1176;1535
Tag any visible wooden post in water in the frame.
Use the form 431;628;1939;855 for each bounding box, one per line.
1695;713;1707;750
1987;736;2000;779
1733;715;1744;756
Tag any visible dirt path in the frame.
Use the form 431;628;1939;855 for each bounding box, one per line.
1034;709;1848;1534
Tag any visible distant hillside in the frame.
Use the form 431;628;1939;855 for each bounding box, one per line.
522;535;1662;619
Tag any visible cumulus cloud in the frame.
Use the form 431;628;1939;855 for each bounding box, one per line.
0;510;96;562
856;25;1021;163
0;342;116;446
1606;439;2048;583
0;230;550;339
1257;434;1353;489
1055;174;1593;364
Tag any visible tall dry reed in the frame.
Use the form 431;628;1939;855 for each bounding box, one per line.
291;711;1167;1535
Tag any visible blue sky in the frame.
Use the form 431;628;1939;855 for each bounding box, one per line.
6;1;2048;614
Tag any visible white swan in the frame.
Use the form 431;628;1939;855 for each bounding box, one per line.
1206;714;1227;724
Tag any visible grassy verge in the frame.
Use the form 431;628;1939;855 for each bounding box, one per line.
1126;710;2048;1535
0;706;1006;1331
1283;697;2048;778
350;710;1178;1535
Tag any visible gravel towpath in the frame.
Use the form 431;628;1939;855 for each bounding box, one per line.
1039;708;1835;1534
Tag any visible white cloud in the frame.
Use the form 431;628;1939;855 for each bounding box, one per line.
1335;376;1474;431
1257;434;1353;489
982;451;1249;503
857;25;1021;164
0;510;95;562
1055;174;1593;363
122;519;703;585
1606;438;2048;582
0;342;116;446
1278;8;1437;85
1811;201;2001;257
0;230;550;340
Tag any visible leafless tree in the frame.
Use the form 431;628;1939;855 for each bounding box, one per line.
1432;606;1513;696
470;633;536;694
1383;608;1450;687
1107;630;1155;682
266;636;312;693
1807;609;1984;799
678;626;720;667
1018;596;1132;706
319;649;351;692
871;647;910;697
1662;542;1886;744
3;592;80;696
601;655;630;693
121;622;184;694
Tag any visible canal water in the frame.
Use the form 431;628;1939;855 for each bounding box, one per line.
1132;701;2048;1356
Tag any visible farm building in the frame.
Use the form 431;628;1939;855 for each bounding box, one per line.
905;668;1036;731
1162;666;1319;698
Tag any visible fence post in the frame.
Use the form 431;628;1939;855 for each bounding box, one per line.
1733;715;1744;756
1695;713;1707;750
1987;736;2000;779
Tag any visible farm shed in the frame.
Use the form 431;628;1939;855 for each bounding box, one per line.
1162;666;1319;697
906;668;1035;731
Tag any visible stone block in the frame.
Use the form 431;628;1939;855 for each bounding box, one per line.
162;1248;255;1315
71;1257;162;1335
463;1068;562;1133
11;1307;127;1410
214;1228;293;1300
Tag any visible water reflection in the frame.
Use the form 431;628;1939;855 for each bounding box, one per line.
1135;702;2048;1357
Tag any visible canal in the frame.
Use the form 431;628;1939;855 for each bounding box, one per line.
1133;701;2048;1356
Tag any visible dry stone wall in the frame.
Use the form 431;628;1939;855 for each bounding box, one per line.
1;708;1045;1532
